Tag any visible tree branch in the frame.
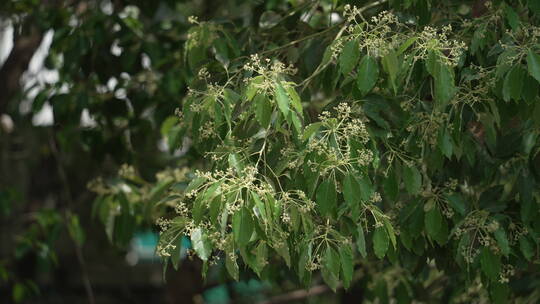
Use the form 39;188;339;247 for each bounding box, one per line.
257;284;333;304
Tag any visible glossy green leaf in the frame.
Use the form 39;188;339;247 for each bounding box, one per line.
321;263;339;292
357;55;379;95
382;51;399;94
225;238;239;280
520;236;534;261
425;204;442;239
383;218;397;248
357;224;367;258
444;193;466;216
339;39;360;76
339;243;354;289
253;94;272;128
302;122;322;141
527;49;540;83
358;174;374;202
396;37;417;56
503;65;525;101
232;207;254;246
494;228;510;257
438;129;453;158
373;226;389;259
504;4;520;31
480;247;501;281
67;213;85;246
191;227;212;261
274;240;291;267
383;166;398;201
275;82;290;118
403;165;422;195
285;84;303;114
342;173;361;208
316;179;337;216
426;52;456;109
325;246;341;277
253;241;268;276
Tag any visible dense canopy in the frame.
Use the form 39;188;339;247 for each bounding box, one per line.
1;0;540;303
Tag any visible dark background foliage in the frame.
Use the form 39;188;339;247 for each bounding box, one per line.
1;0;540;303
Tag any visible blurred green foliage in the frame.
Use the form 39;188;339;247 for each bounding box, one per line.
2;0;540;303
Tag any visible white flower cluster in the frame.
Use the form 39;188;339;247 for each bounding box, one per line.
308;103;372;175
498;264;515;284
156;243;176;257
156;217;173;232
243;54;297;96
413;25;467;67
343;9;403;58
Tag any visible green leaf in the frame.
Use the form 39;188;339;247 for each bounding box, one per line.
403;165;422;195
285;84;303;114
339;243;354;289
251;192;267;223
228;153;245;173
160;116;179;137
480;247;501;281
321;263;339;292
433;217;448;246
246;76;264;100
382;51;399;94
253;94;272;128
298;241;312;283
232;207;254;246
438;128;453;158
339;39;360;76
275;82;290;118
527;49;540;83
185;177;206;194
325;246;341;277
424;204;442;239
67;213;85;246
274;240;291;267
383;166;399;201
490;282;510;304
373;226;389;259
396;37;417;56
191;227;212;261
503;65;525;101
426;51;456;109
342;173;361;208
192;194;208;224
302;122;322;141
357;225;367;258
522;75;540;104
225;238;239;280
444;193;466;216
253;241;268;276
358;174;374;201
316;179;337;216
288;111;302;134
504;4;520;31
494;228;510;257
383;218;397;249
12;283;25;302
520;236;534;261
357;55;379;95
